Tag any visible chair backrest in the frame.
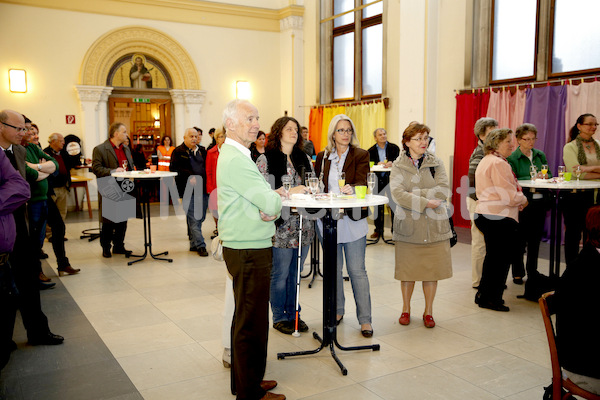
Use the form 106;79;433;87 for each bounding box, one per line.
539;291;600;400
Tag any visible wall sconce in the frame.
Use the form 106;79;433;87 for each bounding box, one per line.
9;69;27;93
154;119;160;128
236;81;251;99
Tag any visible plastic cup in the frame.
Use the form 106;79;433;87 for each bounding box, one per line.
563;172;572;181
150;165;157;172
355;185;367;199
369;161;375;168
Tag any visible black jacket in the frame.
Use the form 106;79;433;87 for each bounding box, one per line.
170;143;207;198
263;147;313;189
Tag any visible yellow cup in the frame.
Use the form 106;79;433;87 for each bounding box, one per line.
369;161;375;168
355;185;367;199
563;172;572;181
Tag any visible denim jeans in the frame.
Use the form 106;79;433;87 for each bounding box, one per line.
337;236;371;324
28;200;47;248
271;245;309;323
185;193;208;248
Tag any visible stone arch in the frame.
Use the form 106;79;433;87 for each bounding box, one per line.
80;26;200;90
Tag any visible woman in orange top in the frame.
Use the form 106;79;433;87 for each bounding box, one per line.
157;136;174;171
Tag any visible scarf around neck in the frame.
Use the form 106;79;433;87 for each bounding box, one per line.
575;135;600;165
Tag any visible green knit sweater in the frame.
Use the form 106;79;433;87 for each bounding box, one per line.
25;144;58;203
217;142;281;249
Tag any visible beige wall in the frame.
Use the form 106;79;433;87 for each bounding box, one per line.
0;3;283;149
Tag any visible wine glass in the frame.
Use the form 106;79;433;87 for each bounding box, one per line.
541;164;548;179
121;160;128;171
367;172;376;197
338;172;346;194
80;155;85;166
529;165;538;181
282;176;292;198
557;165;566;182
305;171;314;186
575;165;582;182
308;177;319;197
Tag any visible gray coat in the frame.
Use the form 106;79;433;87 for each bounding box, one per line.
390;151;453;244
91;139;134;178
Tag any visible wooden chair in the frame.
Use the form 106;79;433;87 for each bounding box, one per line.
539;292;600;400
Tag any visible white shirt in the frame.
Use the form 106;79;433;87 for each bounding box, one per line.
224;137;251;160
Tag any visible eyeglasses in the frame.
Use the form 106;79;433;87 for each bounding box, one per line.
335;128;353;135
410;136;430;142
581;123;599;127
1;121;28;133
519;137;537;142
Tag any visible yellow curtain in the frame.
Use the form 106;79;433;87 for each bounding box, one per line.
345;102;385;149
321;105;346;150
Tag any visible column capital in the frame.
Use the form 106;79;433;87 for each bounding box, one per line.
280;15;303;31
75;85;113;111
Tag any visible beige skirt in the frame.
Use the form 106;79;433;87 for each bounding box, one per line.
394;240;453;281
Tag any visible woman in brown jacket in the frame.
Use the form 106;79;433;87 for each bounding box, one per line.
315;114;373;337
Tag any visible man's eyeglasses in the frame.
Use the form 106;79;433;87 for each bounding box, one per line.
1;121;28;133
410;136;430;142
335;128;353;135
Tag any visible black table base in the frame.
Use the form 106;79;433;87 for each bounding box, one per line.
277;210;380;375
128;179;172;266
301;229;323;288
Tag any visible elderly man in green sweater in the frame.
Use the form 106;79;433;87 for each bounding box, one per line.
217;99;286;400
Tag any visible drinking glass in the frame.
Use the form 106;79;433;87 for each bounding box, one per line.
308;177;319;197
122;160;128;171
557;165;565;182
529;165;538;181
575;165;582;181
541;164;548;179
338;172;346;193
282;176;292;197
80;155;85;166
367;172;376;197
304;172;314;185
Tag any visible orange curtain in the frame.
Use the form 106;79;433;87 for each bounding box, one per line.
308;107;323;154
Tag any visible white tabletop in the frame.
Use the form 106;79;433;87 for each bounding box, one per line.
370;165;391;173
519;179;600;190
112;171;177;179
282;194;389;209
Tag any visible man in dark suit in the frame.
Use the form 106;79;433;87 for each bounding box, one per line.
367;128;400;239
0;109;64;352
170;128;209;256
92;122;135;258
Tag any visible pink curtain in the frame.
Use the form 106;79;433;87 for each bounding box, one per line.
486;88;527;132
565;81;600;142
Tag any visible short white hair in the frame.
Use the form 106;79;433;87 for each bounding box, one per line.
184;128;197;137
48;132;62;143
222;99;252;129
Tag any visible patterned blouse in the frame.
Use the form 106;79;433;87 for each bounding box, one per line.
256;153;315;249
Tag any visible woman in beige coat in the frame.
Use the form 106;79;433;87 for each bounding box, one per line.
390;123;453;328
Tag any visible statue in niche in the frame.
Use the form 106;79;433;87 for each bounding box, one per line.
130;54;152;88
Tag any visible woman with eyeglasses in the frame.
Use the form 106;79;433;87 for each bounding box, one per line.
562;113;600;264
506;123;550;285
390;123;453;328
314;114;373;338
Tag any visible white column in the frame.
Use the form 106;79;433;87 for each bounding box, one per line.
75;85;113;202
170;89;207;145
280;16;304;122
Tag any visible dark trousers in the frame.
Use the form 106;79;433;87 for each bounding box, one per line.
374;205;394;233
46;196;69;269
475;214;519;304
100;219;127;251
224;247;272;400
562;190;595;265
512;199;548;278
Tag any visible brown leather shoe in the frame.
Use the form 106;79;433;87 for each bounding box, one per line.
260;392;285;400
58;265;81;276
260;380;277;391
370;232;380;239
39;272;51;282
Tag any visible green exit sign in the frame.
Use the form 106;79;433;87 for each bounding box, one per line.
133;98;150;103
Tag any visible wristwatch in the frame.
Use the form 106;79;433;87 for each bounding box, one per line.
37;164;42;171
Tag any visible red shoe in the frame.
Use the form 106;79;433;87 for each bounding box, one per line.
399;312;410;325
423;314;435;328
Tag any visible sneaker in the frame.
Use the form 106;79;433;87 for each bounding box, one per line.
273;321;294;335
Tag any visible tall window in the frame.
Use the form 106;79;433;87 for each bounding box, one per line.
489;0;600;84
331;0;383;101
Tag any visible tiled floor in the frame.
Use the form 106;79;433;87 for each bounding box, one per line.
1;208;560;399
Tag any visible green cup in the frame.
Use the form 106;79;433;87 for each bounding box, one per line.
355;185;367;199
563;172;572;181
369;161;375;168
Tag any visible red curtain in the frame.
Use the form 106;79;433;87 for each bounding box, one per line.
451;91;490;228
309;107;323;154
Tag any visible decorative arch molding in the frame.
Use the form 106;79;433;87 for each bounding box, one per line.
80;25;200;90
